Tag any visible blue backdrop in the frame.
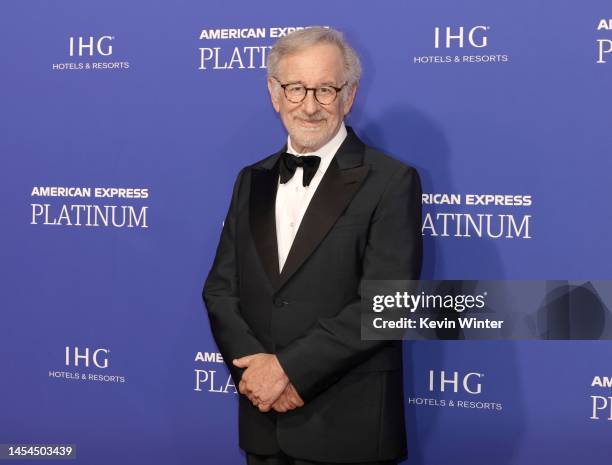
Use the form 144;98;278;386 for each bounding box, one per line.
1;1;612;464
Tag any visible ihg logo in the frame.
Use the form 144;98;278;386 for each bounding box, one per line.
429;370;483;395
65;346;110;369
69;36;114;57
434;26;489;49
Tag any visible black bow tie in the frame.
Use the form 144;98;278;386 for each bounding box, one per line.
279;152;321;187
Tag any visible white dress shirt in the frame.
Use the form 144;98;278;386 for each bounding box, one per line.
275;123;348;272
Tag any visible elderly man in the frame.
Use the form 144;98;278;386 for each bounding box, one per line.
203;27;422;465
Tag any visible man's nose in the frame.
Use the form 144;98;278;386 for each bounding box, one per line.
301;90;319;115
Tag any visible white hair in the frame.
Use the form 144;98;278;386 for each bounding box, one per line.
267;27;362;100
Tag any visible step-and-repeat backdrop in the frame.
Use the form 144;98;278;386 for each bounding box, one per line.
1;1;611;464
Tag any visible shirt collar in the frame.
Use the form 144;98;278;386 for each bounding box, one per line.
286;122;348;174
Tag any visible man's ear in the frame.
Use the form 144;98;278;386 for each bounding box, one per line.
343;84;358;116
267;78;281;113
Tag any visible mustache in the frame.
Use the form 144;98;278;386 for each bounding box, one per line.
294;114;325;122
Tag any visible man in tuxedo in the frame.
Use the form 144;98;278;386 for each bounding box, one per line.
203;27;422;465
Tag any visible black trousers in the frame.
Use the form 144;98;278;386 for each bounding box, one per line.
246;451;398;465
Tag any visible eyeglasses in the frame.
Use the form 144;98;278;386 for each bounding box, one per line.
273;77;347;105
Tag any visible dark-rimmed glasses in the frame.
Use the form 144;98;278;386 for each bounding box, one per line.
273;77;347;105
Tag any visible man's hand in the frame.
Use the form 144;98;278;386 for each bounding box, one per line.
271;382;304;413
233;353;289;412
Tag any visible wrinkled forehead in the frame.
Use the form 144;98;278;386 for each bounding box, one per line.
276;43;346;85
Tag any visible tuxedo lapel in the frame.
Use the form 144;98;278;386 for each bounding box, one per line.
278;129;369;290
249;128;369;292
249;153;282;289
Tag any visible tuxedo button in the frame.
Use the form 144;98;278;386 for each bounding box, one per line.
273;297;288;307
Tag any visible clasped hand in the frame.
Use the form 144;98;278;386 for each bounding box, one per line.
233;353;304;413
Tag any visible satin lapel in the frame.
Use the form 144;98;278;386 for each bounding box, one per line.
278;158;369;290
250;162;280;289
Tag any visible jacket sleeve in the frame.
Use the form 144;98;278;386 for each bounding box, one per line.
203;167;267;385
275;165;423;401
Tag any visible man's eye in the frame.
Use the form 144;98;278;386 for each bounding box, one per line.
287;85;305;93
318;87;333;95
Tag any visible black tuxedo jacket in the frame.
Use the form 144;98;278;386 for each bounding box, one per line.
203;127;422;463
